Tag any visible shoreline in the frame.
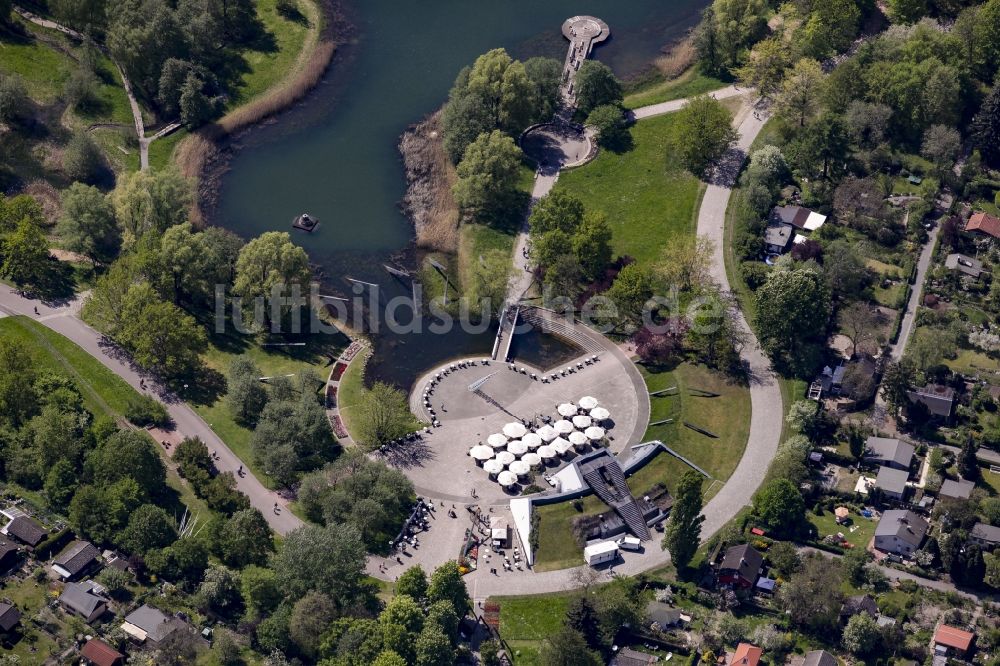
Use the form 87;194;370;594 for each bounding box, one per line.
174;0;351;224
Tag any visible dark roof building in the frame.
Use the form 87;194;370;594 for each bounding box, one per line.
80;637;125;666
907;384;955;420
840;594;879;621
770;205;827;230
939;479;975;500
970;522;1000;548
944;253;984;279
52;540;99;580
612;647;660;665
875;466;910;499
718;544;763;589
864;437;914;470
4;515;46;547
874;509;928;556
122;604;188;645
59;581;108;623
802;650;837;666
0;539;19;572
764;223;794;254
0;602;20;632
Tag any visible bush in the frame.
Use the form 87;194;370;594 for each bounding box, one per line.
0;73;28;123
63;132;104;184
126;394;170;427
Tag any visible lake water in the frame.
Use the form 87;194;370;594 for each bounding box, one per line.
215;0;706;388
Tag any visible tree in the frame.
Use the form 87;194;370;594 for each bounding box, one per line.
395;566;428;601
840;303;885;357
888;0;928;23
788;112;849;179
586;104;629;150
842;612;881;654
117;283;208;378
753;478;806;537
531;191;585;235
632;326;684;366
822;241;869;300
694;6;723;74
452;130;524;225
217;508;273;568
272;523;368;606
775;58;824;127
373;652;408;666
880;360;916;418
524;57;563;122
845;101;893;149
381;594;424;634
663;470;705;571
354;382;415;452
671;95;737;176
735;37;790;98
603;263;653;333
44;459;77;509
539;626;602;666
972;0;1000;82
543;254;584;306
226;355;268;426
779;553;844;632
0;73;28;123
58;183;120;266
427;561;471;617
573;212;613;280
797;0;860;59
1;218;50;290
745;145;788;190
972;82;1000;166
958;439;980;481
197;565;240;613
111;169;193;245
251;393;335;486
241;565;282;616
847;425;867;461
415;625;453;666
290;591;338;658
233;231;312;326
921;124;961;171
754;269;830;370
711;0;768;69
574;60;622;114
179;73;216;127
469;248;514;319
565;595;602;650
118;504;177;554
63;132;104;184
89;429;167;495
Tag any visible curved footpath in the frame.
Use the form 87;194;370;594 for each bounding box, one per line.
0;287;303;535
460;94;782;599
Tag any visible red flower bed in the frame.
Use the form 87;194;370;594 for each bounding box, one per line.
330;362;348;381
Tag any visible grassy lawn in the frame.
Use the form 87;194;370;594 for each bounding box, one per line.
866;259;905;279
147;129;187;172
492;591;577;665
808;509;877;551
554;113;703;270
623;69;730;110
335;345;370;440
874;281;907;309
230;0;319;106
945;347;1000;375
0;21;76;103
0;576;64;661
532;494;608;572
191;330;344;485
457;222;517;294
641;362;751;483
778;378;807;443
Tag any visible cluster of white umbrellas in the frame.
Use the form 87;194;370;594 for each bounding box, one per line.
469;396;612;489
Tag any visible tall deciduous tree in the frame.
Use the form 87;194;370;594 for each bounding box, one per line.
671;95;738;176
111;169;193;245
226;355;268;426
58;183;120;266
972;82;1000;166
233;231;311;326
530;191;585;235
1;218;50;290
273;523;369;605
427;561;471;617
663;470;705;571
735;37;790;98
353;382;415;452
574;60;622;114
753;478;806;537
880;360;916;418
452;130;524;225
839;303;885;357
774;59;825;128
602;263;653;333
779;553;844;632
754;268;830;369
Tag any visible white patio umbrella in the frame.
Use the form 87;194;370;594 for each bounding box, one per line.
470;445;494;461
522;433;543;449
497;471;518;487
551;437;572;455
568;431;589;448
503;422;527;438
589;407;610;421
537;445;557;460
487;433;508;448
495;451;515;466
585;426;606;441
572;415;592;429
557;402;578;417
522;452;542;467
578;396;599;410
508;460;530;476
507;440;528;456
536;424;557;441
554;419;575;434
483;459;504;475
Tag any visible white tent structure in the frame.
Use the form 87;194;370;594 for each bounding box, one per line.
522;433;543;449
483;459;503;475
508;460;530;476
572;415;592;429
495;451;515;466
578;396;598;410
507;440;528;456
585;426;606;441
497;471;518;487
470;445;494;461
503;422;527;438
554;419;575;434
551;437;572;455
536;424;557;441
557;403;578;417
487;433;508;448
522;452;542;467
568;431;588;448
537;445;556;460
589;407;610;421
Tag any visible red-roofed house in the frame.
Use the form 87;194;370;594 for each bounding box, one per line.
966;211;1000;240
80;637;124;666
728;643;762;666
934;624;975;657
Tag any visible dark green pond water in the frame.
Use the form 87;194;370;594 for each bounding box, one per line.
215;0;706;387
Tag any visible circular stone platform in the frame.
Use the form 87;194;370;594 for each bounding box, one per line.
520;123;594;172
390;346;645;504
561;15;610;44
